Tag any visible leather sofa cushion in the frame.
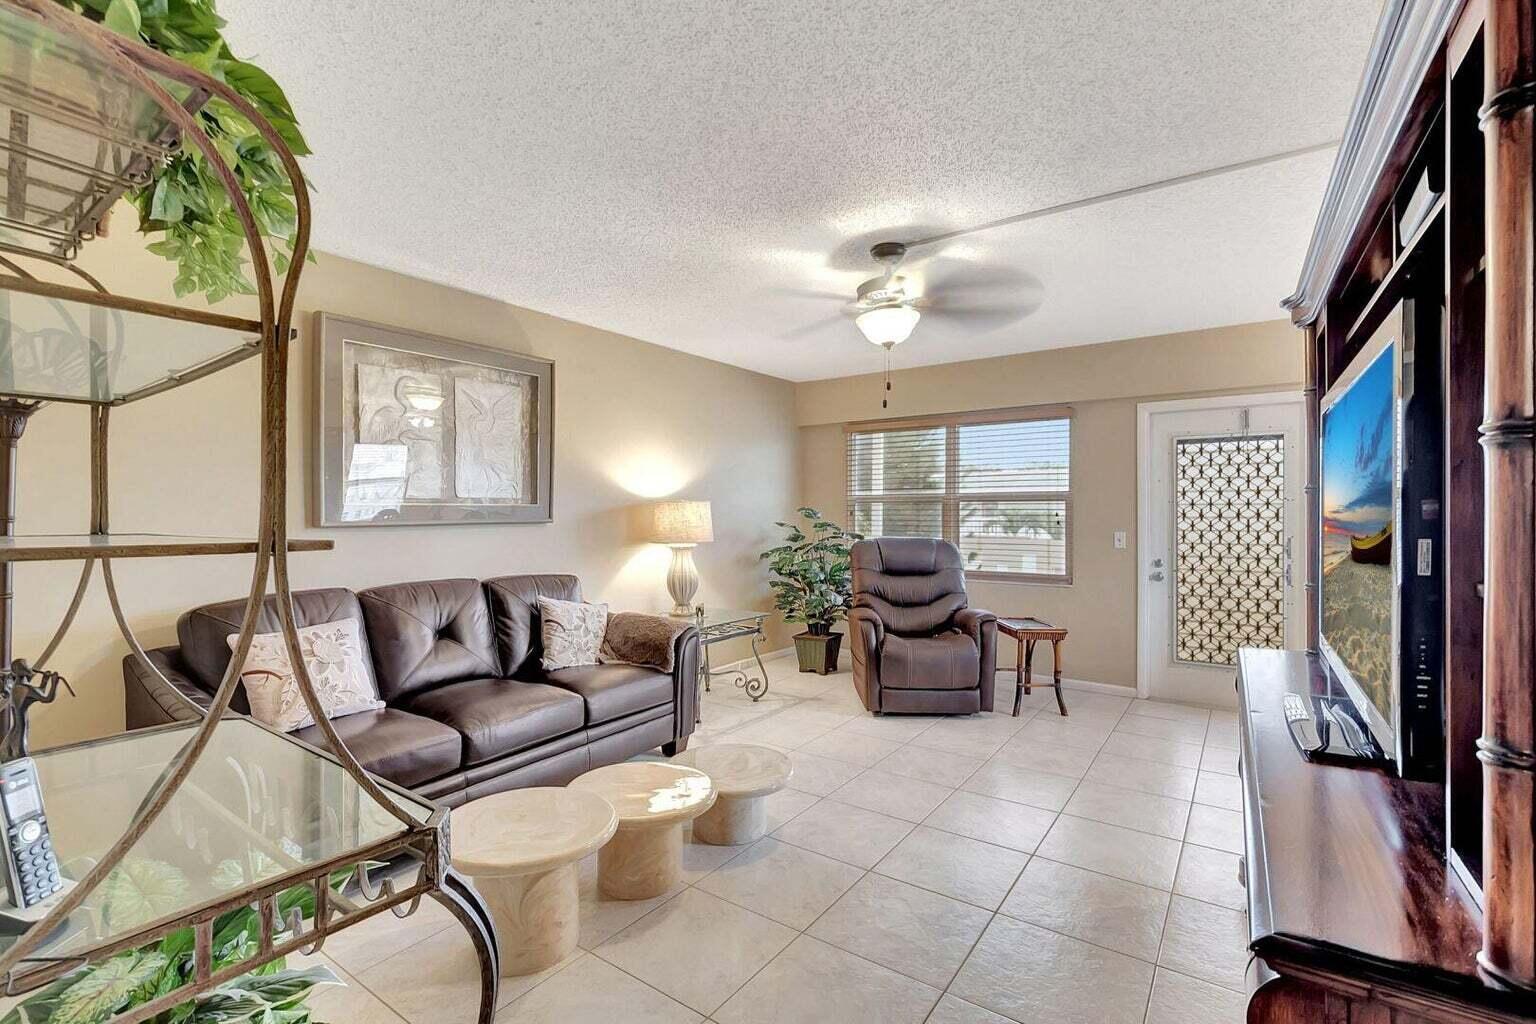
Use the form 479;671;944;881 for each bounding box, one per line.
359;579;501;702
483;574;581;679
879;631;980;690
405;677;585;766
543;662;673;724
178;588;375;711
291;707;460;788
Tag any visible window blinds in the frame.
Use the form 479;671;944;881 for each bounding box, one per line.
846;413;1072;581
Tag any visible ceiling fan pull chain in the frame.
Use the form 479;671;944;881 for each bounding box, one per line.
882;345;892;409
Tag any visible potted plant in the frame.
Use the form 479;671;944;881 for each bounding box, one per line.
760;507;861;674
2;857;349;1024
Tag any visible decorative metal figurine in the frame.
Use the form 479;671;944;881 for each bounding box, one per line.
0;660;73;763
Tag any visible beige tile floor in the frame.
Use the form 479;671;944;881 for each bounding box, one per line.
301;657;1250;1024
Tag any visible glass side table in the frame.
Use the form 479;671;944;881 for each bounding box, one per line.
0;718;497;1017
693;608;771;703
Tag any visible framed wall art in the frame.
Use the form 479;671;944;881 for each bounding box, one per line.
314;313;554;526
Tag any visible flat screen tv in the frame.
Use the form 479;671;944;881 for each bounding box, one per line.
1319;327;1398;759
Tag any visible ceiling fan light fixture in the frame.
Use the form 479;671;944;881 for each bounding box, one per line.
856;304;920;347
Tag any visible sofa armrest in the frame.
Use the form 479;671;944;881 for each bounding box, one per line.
123;647;212;729
954;608;998;712
670;626;700;740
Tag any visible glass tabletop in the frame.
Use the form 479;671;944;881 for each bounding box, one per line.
998;617;1062;633
13;717;431;959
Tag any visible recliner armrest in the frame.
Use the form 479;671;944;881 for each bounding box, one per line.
953;607;997;641
953;607;999;713
848;606;885;649
847;607;884;712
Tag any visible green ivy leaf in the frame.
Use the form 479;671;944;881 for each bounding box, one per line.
149;175;185;223
103;0;141;37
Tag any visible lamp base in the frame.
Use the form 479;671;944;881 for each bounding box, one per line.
665;545;700;617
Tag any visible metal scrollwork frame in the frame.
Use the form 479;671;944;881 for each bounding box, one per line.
0;2;499;1018
697;613;771;702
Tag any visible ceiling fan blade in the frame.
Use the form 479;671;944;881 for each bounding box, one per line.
777;313;850;342
909;259;1042;302
764;287;852;302
921;307;1032;331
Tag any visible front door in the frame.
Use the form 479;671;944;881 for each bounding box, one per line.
1138;394;1306;706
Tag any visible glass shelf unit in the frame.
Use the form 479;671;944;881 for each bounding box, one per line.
0;275;269;405
0;534;333;562
0;1;207;261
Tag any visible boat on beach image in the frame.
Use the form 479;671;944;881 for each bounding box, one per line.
1349;523;1391;565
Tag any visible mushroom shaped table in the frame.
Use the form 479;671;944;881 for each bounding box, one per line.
450;787;618;975
676;744;793;845
569;761;716;899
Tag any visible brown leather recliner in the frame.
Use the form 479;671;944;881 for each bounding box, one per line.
848;538;997;715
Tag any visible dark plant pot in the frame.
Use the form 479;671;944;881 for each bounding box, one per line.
794;630;842;674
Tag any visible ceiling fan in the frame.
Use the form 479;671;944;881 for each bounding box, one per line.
798;240;1043;406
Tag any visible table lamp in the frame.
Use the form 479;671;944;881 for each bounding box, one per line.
651;499;713;616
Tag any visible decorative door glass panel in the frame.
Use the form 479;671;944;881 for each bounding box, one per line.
1174;435;1286;666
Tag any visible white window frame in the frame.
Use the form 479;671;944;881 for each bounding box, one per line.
844;405;1074;585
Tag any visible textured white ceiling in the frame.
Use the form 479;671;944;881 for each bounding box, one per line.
223;0;1380;381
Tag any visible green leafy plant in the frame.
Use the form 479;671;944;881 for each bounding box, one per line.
759;507;861;635
55;0;311;302
2;860;351;1024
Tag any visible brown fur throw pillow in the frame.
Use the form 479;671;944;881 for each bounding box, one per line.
601;612;689;671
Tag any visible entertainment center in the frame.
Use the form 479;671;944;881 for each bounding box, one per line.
1242;0;1536;1020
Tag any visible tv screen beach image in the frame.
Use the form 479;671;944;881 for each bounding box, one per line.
1321;343;1395;720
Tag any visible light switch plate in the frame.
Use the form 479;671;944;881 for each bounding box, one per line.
1113;531;1127;550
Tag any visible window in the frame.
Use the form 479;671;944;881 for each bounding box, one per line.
846;409;1072;583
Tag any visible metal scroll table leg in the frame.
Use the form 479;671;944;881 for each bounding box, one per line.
434;868;500;1023
742;628;769;701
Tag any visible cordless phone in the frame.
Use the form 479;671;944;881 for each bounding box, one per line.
0;758;61;909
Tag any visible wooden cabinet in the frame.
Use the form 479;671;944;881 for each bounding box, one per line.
1279;0;1536;1010
1237;650;1531;1023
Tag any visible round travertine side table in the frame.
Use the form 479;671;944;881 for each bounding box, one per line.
569;761;715;899
677;744;792;845
451;787;617;975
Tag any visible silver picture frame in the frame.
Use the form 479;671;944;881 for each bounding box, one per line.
314;313;554;526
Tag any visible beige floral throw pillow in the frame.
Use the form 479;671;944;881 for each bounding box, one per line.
538;596;609;671
227;618;383;731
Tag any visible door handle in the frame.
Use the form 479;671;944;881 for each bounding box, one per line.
1148;571;1165;582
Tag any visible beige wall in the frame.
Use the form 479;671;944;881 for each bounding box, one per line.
797;321;1304;690
21;224;798;748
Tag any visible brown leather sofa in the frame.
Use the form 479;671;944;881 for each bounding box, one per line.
123;575;699;807
847;538;997;714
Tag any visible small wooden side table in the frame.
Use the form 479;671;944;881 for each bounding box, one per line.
998;617;1069;718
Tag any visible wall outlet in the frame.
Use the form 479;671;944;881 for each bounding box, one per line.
1113;531;1127;550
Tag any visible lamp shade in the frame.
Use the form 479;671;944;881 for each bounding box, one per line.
651;499;714;544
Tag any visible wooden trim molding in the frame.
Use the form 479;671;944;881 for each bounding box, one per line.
1283;0;1463;324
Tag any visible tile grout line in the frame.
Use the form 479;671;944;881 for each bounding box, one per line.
371;666;1248;1023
